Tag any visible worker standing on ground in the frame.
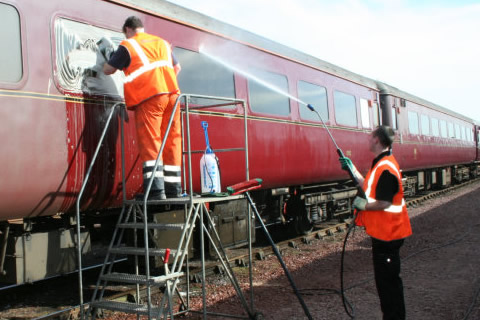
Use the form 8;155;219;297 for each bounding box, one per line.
339;126;412;320
103;16;182;199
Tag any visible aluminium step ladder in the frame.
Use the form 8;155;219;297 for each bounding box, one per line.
87;197;190;319
79;94;256;319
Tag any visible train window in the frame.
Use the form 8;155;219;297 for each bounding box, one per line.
408;111;419;134
360;98;370;128
372;102;380;127
448;122;454;138
54;18;124;96
440;120;447;138
248;70;290;116
174;47;235;106
391;107;398;130
420;114;430;136
455;124;461;139
297;81;328;122
431;118;439;137
334;91;357;127
461;127;466;141
0;3;22;83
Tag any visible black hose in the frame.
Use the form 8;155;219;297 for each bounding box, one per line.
340;222;356;318
245;192;314;320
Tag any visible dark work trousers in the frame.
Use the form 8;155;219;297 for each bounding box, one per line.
372;237;406;320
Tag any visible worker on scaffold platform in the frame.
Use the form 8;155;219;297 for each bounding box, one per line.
103;16;182;200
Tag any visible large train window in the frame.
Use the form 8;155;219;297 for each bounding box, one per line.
440;120;447;138
0;3;22;83
461;127;466;141
360;99;370;128
54;18;124;97
408;111;419;134
174;47;235;106
248;70;289;116
334;91;357;127
448;122;454;138
297;81;328;122
391;107;398;130
420;114;430;136
372;102;380;127
455;124;461;139
431;118;439;137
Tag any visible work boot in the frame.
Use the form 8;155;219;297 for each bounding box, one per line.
141;160;166;200
164;164;182;198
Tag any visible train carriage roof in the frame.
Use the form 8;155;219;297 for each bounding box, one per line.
115;0;379;89
376;81;475;123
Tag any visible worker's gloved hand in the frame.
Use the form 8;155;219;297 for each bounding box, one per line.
339;157;354;172
97;36;115;61
352;196;367;211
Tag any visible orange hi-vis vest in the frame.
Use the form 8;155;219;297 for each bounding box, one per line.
356;154;412;241
121;32;180;108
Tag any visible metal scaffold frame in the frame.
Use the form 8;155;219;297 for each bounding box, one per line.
76;94;258;319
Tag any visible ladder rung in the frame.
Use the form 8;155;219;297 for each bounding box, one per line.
117;222;188;230
100;272;185;284
90;300;161;315
110;247;181;257
152;271;185;283
124;197;191;205
100;272;150;284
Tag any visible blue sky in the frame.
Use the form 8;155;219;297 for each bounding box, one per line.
168;0;480;121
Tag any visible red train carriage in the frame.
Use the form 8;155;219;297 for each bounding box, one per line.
377;83;478;194
0;0;477;284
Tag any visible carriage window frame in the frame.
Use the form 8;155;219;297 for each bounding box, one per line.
431;118;439;137
174;47;236;107
372;102;380;127
334;91;357;127
297;80;328;122
448;122;454;138
54;17;124;97
440;120;447;138
248;69;290;116
391;107;398;130
455;124;461;139
360;98;370;128
0;3;23;83
408;111;419;134
420;114;430;136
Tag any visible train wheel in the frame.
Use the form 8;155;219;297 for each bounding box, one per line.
286;195;313;235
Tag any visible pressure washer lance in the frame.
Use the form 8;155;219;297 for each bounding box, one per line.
227;178;314;320
306;103;365;318
306;104;366;198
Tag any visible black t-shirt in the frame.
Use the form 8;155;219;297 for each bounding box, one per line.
371;151;399;202
108;45;179;70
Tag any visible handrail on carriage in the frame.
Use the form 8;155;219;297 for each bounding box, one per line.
74;101;124;319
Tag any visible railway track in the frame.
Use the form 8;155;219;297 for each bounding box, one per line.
1;177;479;320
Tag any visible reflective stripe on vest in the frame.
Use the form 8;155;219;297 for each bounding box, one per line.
365;159;405;213
124;38;174;84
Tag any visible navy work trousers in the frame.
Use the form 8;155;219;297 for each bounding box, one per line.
372;237;406;320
